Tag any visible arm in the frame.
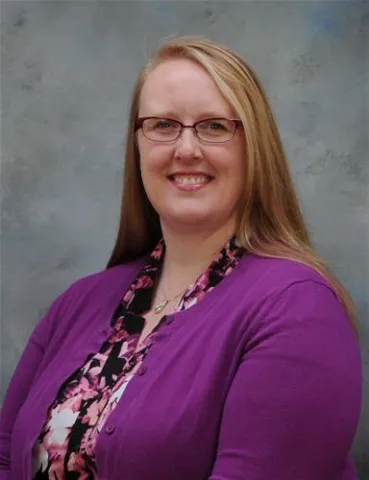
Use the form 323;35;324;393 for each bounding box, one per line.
209;281;362;480
0;289;70;478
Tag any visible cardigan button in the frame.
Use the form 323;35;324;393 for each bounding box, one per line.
105;424;115;434
165;316;174;325
101;328;110;338
137;365;147;376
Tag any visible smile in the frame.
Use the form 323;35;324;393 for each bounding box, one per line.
173;175;209;185
168;174;213;191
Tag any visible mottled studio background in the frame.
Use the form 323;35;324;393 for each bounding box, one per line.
1;0;368;476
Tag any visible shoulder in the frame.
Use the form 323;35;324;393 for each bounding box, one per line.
60;257;148;300
235;253;338;303
233;254;357;346
34;257;147;338
228;253;355;335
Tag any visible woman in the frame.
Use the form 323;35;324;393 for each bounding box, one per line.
0;36;362;480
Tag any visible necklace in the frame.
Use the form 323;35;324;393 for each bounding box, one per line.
153;285;188;314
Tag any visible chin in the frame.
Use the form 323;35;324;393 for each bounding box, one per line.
163;210;214;230
161;209;224;233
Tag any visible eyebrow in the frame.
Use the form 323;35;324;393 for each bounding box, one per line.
138;111;232;119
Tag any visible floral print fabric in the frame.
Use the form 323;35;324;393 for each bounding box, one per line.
32;237;245;479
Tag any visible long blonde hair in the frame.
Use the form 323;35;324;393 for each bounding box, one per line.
107;35;356;328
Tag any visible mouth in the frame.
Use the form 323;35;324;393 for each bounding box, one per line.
168;173;213;191
168;174;214;189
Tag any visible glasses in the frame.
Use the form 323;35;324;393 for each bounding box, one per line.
135;117;242;143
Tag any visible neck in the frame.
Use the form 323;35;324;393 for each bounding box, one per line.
159;223;236;293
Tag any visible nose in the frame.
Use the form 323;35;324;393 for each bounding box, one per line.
173;127;202;160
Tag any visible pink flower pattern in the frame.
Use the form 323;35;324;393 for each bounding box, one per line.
32;236;245;479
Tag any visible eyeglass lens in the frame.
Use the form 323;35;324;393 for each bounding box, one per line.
142;118;236;142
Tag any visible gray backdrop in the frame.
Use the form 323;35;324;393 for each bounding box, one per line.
1;1;368;477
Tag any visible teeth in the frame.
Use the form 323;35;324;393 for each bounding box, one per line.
173;175;208;185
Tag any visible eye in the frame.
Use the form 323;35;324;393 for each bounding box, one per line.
209;121;226;130
154;119;178;130
198;120;228;131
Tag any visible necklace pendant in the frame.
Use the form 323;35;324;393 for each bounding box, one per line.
154;300;168;314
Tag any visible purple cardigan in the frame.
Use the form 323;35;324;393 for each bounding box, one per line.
0;253;362;480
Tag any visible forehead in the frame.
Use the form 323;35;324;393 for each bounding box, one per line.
139;58;234;118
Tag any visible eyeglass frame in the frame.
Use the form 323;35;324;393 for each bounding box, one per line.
135;117;243;143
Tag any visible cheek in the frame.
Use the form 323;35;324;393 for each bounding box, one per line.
139;148;171;205
219;149;245;200
218;145;245;181
139;143;171;176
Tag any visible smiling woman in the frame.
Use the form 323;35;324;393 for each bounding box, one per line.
136;57;245;237
0;36;362;480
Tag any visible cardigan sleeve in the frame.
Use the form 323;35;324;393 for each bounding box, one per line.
208;281;362;480
0;287;71;478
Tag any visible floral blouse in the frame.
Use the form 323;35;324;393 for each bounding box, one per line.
32;237;245;479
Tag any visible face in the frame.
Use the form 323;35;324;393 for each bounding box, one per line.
137;58;245;237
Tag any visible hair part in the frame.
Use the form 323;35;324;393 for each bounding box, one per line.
107;35;357;329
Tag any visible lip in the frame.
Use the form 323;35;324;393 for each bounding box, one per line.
168;172;214;192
